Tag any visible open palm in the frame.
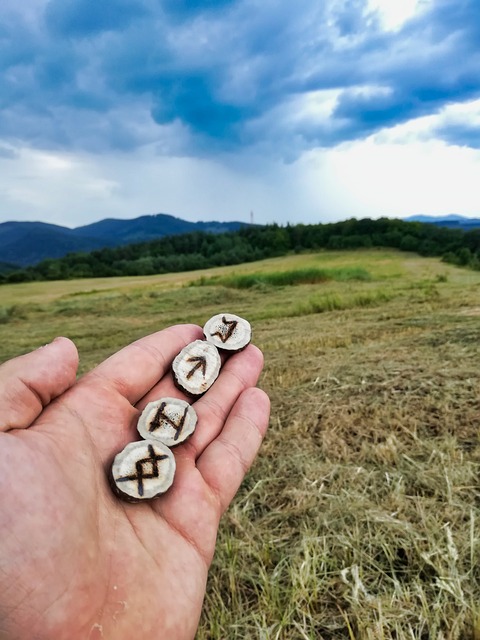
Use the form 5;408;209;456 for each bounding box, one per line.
0;325;270;640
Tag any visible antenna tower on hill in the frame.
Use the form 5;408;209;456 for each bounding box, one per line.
250;210;254;225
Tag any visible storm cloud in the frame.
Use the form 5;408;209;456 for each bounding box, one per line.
1;0;480;158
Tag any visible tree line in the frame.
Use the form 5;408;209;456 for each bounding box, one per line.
2;217;479;284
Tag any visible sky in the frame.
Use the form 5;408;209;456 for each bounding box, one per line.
1;0;480;228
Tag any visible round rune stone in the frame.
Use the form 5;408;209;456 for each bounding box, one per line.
110;439;176;501
172;339;221;396
203;313;252;351
137;397;197;447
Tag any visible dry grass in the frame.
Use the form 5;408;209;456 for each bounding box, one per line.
1;249;480;638
214;312;480;639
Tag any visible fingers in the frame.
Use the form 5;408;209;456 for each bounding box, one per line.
0;337;79;432
136;344;265;459
196;387;270;514
188;345;265;458
80;324;203;405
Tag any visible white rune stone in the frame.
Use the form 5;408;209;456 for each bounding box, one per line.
111;439;176;501
203;313;252;351
172;339;221;396
137;397;197;447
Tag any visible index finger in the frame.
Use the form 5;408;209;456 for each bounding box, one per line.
80;324;203;404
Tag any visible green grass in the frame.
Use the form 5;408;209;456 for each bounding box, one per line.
0;305;26;325
190;266;372;289
1;248;480;638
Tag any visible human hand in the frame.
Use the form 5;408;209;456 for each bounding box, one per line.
0;325;270;640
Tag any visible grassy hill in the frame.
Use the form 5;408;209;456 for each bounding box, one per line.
1;249;479;638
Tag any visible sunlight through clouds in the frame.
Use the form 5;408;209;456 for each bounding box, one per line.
367;0;428;30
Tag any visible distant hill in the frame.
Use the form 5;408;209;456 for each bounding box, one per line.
0;221;111;267
75;214;245;244
0;214;248;267
404;214;480;230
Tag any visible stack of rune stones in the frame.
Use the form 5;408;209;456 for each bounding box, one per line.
110;313;252;502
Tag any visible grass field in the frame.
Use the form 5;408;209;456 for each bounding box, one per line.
1;248;480;639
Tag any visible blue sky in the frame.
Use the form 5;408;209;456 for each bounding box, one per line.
1;0;480;227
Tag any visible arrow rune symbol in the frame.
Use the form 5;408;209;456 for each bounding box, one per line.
116;444;168;497
211;316;238;343
186;355;207;379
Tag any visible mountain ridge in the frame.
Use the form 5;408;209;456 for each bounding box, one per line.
404;214;480;230
0;213;248;267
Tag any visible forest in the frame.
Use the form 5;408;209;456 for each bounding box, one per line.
2;217;479;283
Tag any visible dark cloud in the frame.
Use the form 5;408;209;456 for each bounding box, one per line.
331;0;375;37
162;0;237;19
1;0;480;156
45;0;148;37
151;75;247;140
435;122;480;149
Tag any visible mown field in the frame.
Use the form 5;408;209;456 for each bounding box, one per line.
1;248;480;639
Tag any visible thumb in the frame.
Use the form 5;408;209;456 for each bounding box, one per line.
0;337;79;431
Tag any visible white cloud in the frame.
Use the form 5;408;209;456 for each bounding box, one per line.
2;127;479;230
0;146;119;223
0;142;316;226
371;98;480;146
367;0;430;30
437;98;480;128
308;136;480;218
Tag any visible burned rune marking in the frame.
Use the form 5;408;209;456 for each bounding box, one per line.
116;444;168;497
186;355;207;379
149;402;189;441
210;316;238;344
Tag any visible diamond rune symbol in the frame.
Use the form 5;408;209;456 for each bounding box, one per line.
186;355;207;379
210;316;238;343
149;402;189;441
116;444;169;497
